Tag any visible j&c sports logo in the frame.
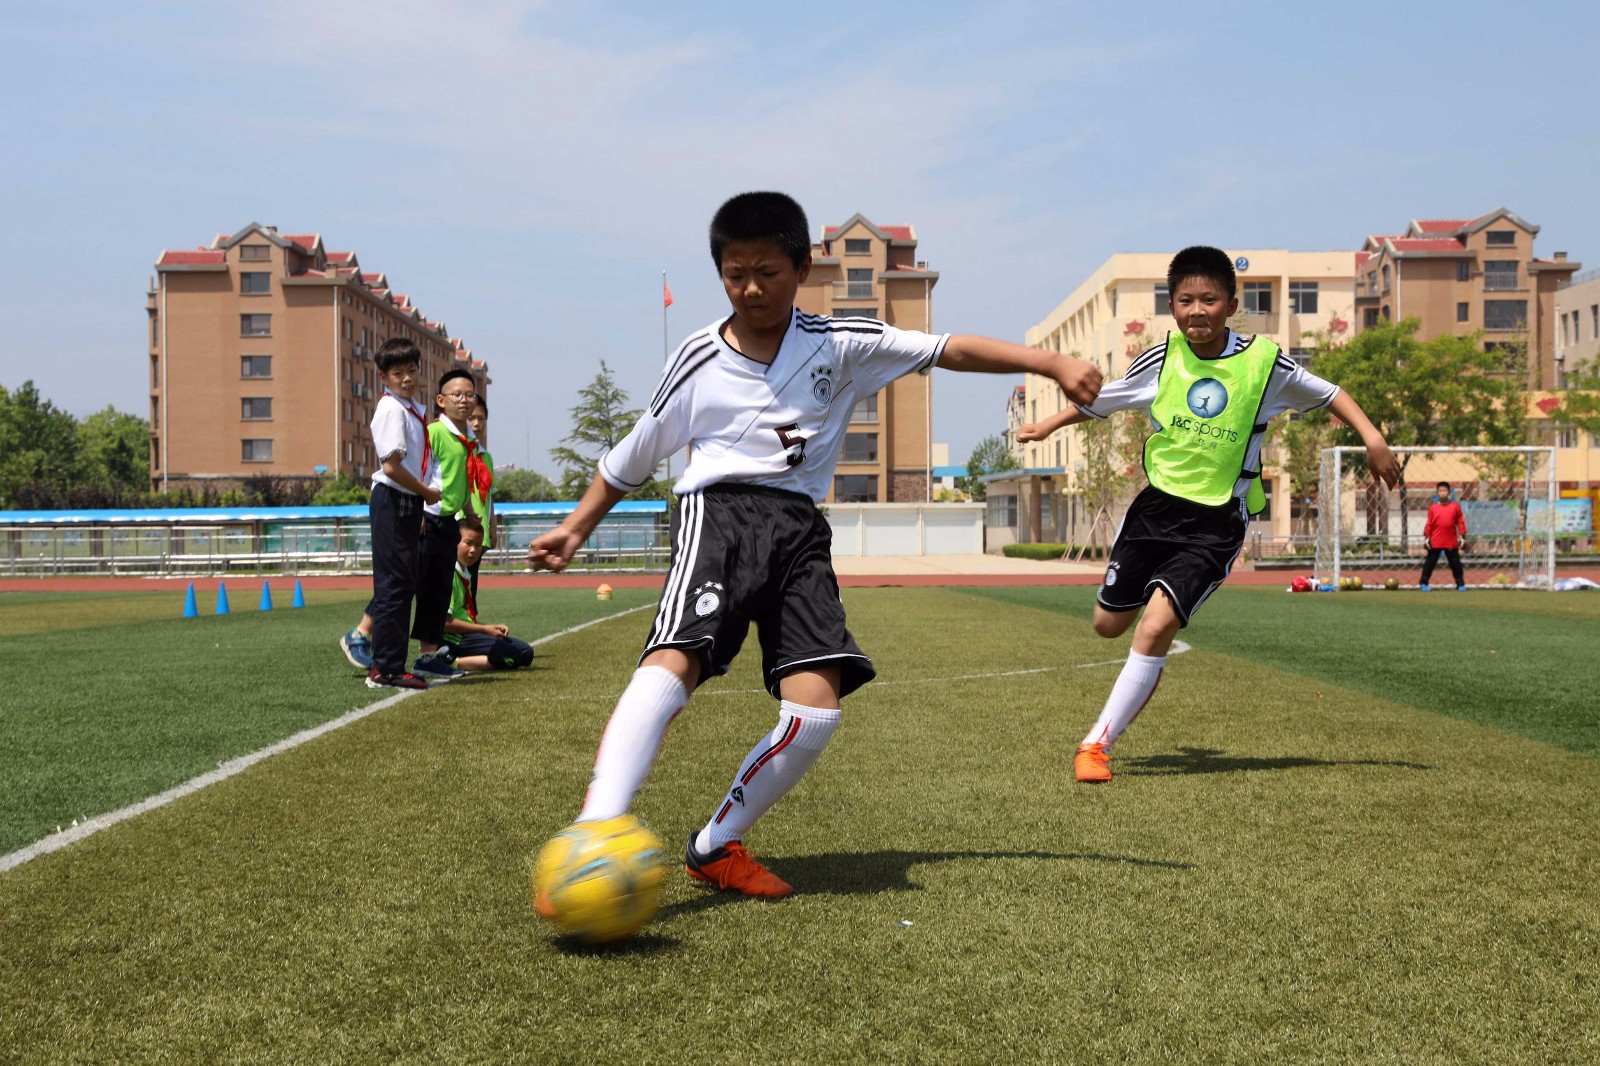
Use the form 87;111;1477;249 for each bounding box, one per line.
1186;378;1228;419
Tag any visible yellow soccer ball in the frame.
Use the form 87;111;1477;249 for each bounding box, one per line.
532;815;665;943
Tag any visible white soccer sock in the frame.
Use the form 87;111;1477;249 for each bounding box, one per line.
695;701;841;854
578;665;688;822
1081;650;1166;751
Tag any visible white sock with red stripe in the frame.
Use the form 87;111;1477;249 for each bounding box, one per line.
695;701;841;854
578;665;688;822
1081;651;1166;751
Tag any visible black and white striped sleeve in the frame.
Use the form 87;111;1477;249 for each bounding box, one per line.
598;337;706;491
1078;342;1163;419
845;321;951;392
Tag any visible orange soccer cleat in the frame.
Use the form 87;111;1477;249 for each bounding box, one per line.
1074;742;1112;784
685;836;794;899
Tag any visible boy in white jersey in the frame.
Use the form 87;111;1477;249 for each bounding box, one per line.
528;191;1103;901
1016;246;1400;783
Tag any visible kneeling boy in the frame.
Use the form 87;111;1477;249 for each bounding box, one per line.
443;516;535;672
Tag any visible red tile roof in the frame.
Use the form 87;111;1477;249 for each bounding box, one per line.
283;233;321;251
1390;238;1466;253
158;250;226;266
326;251;355;264
823;224;914;241
1355;251;1372;269
1412;218;1470;234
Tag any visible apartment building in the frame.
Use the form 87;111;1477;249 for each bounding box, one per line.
1554;268;1600;379
795;214;938;502
999;250;1356;547
1354;208;1579;388
149;222;488;491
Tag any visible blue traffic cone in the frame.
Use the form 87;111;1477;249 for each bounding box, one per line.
259;581;273;612
291;580;306;608
182;583;198;618
215;583;231;615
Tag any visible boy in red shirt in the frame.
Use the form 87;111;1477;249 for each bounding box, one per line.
1420;480;1467;591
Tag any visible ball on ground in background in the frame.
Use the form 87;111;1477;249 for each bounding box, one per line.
1290;576;1312;593
596;582;613;601
533;815;665;943
1351;575;1363;590
1384;577;1399;590
1338;577;1351;590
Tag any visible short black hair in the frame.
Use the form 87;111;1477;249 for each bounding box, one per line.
458;513;484;535
1437;481;1451;491
1167;246;1237;300
472;394;487;414
375;337;421;372
438;368;475;393
709;191;811;268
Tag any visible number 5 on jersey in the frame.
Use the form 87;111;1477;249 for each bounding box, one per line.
775;423;807;468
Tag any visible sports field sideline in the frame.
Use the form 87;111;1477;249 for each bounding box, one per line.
2;581;1597;1063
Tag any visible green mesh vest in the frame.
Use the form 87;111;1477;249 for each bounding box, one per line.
1144;330;1277;512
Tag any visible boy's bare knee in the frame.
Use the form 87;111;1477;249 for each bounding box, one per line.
1092;609;1132;639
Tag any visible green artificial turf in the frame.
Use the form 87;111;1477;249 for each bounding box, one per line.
1;587;1597;1064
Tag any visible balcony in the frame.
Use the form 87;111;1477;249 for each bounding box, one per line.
1483;273;1521;291
832;280;876;300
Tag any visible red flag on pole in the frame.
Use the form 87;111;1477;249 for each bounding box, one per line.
663;282;674;308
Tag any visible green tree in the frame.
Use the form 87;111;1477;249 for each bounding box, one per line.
310;472;373;506
493;467;560;503
1547;357;1600;437
1074;339;1147;552
0;381;84;508
78;406;150;493
961;434;1017;502
549;361;668;500
1301;318;1526;544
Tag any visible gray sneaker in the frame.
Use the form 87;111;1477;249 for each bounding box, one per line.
340;629;373;670
412;651;466;682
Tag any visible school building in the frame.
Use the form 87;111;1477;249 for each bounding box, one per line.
997;249;1358;547
149;222;489;493
795;214;939;503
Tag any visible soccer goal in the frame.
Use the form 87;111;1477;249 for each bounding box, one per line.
1314;446;1557;590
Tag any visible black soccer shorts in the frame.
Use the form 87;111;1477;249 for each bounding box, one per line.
641;483;875;698
1097;484;1248;627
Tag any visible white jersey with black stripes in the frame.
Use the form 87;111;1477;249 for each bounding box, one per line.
1077;329;1339;501
600;309;950;501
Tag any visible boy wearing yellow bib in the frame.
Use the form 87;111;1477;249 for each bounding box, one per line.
1017;246;1399;783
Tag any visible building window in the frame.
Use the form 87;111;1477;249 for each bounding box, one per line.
834;474;878;502
1288;281;1318;315
344;318;354;339
1456;260;1471;282
844;238;871;256
240;313;271;337
1457;302;1470;323
151;397;160;429
1363;308;1380;329
1055;439;1062;467
240;272;271;295
1483;261;1518;291
242;439;273;462
241;398;272;421
1485;230;1516;247
1381;305;1391;322
1575;310;1583;342
842;432;878;463
241;355;272;378
834;308;877;320
344;399;353;422
1592;305;1598;338
1243;281;1273;314
1483;300;1527;331
846;268;873;299
1154;283;1169;314
1555;424;1579;449
240;244;271;261
1290;346;1315;369
986;495;1018;528
150;356;159;388
850;394;879;423
1381;265;1391;289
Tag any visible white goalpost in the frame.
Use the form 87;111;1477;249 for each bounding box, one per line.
1315;446;1558;590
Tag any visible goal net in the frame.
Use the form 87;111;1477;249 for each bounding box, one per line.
1314;446;1557;589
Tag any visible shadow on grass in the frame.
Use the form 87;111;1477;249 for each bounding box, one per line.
547;930;682;957
658;847;1194;921
1121;746;1434;776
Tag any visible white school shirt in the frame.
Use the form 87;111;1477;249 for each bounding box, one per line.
601;310;950;502
369;391;431;493
1077;330;1339;501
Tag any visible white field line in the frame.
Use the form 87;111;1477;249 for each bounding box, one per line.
529;639;1192;703
0;603;655;875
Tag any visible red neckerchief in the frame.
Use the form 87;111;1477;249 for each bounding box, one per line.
454;433;492;501
386;391;430;476
457;565;477;622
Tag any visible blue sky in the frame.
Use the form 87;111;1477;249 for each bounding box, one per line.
3;1;1596;473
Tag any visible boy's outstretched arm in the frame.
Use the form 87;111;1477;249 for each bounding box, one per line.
527;473;628;571
1329;391;1400;487
938;336;1102;407
1015;405;1089;442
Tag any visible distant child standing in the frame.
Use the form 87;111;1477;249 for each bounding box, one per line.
443;516;535;672
1017;246;1400;783
1419;481;1467;591
348;339;441;690
465;395;495;598
529;191;1103;902
410;368;480;681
